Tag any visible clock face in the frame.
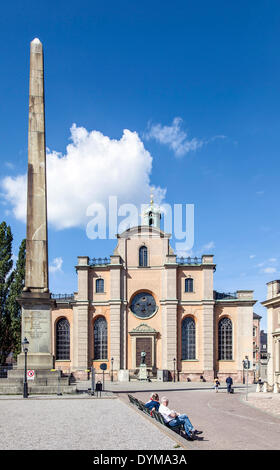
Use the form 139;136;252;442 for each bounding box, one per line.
130;292;157;319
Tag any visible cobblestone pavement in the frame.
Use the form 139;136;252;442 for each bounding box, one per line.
0;396;179;450
125;388;280;450
243;392;280;417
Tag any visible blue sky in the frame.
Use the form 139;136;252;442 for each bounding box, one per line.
1;1;280;330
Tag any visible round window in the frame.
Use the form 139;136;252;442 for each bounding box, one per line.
130;292;157;319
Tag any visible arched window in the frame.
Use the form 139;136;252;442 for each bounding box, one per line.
56;318;70;360
139;246;148;267
185;278;194;292
94;317;108;360
96;278;104;293
182;317;196;360
218;317;233;360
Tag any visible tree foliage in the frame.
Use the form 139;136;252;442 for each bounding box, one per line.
0;222;25;363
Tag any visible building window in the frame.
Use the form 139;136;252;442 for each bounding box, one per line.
96;278;104;293
182;317;196;360
56;318;70;360
185;278;194;292
94;317;108;360
218;317;233;360
139;246;148;267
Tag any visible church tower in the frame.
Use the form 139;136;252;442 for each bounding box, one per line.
141;192;161;229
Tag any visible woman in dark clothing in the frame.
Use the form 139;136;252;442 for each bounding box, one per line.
145;392;160;411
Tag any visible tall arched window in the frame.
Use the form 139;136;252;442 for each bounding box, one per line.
139;246;148;267
185;278;194;292
182;317;196;360
56;318;70;360
94;317;108;360
96;278;104;293
218;317;233;360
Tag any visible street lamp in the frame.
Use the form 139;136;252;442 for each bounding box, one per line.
22;337;29;398
111;357;114;382
173;357;176;383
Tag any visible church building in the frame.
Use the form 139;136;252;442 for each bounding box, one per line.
51;199;256;383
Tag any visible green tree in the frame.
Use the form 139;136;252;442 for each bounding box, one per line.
6;239;26;359
0;222;14;363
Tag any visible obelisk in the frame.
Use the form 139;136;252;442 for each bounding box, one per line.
17;38;54;370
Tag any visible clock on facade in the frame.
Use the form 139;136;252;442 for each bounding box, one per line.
130;292;157;319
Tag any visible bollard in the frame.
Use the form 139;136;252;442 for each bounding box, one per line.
96;381;102;398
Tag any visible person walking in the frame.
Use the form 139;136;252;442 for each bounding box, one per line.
226;375;233;393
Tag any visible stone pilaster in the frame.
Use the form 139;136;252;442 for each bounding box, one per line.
73;257;89;370
73;302;89;370
162;260;178;370
109;256;123;370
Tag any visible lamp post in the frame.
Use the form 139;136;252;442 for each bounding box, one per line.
255;346;260;382
22;337;29;399
173;357;176;383
111;357;114;382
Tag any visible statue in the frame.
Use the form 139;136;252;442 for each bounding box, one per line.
140;351;146;365
139;351;148;381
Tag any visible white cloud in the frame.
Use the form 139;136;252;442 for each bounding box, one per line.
144;117;204;157
268;258;277;263
144;117;225;158
1;124;166;230
249;254;256;259
262;267;277;274
201;241;215;252
49;257;63;273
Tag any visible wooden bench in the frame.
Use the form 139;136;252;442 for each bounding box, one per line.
127;394;184;436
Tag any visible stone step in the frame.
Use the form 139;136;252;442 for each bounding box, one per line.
0;384;77;395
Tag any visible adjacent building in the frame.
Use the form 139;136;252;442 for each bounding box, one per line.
261;280;280;389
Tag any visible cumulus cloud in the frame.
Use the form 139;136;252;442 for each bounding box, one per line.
1;124;166;230
49;257;63;273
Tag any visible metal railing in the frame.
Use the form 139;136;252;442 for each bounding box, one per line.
214;291;238;300
176;256;202;265
89;257;111;266
51;293;75;300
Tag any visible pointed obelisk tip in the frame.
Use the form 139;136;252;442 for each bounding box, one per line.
30;37;42;51
31;37;41;44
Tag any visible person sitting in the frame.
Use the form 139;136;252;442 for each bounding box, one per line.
159;396;202;440
145;392;160;411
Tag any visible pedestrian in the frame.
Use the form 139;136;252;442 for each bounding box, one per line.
159;396;203;441
226;375;233;393
214;377;220;392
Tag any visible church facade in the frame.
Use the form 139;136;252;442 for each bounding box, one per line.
51;202;256;383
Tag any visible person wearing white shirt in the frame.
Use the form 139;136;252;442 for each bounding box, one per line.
159;396;202;440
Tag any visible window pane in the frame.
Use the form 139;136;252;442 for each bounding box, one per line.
96;278;104;293
56;318;70;360
185;278;194;292
218;318;232;360
139;246;148;267
94;317;108;359
182;317;196;360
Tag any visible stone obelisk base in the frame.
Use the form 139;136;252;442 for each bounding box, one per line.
17;292;55;370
